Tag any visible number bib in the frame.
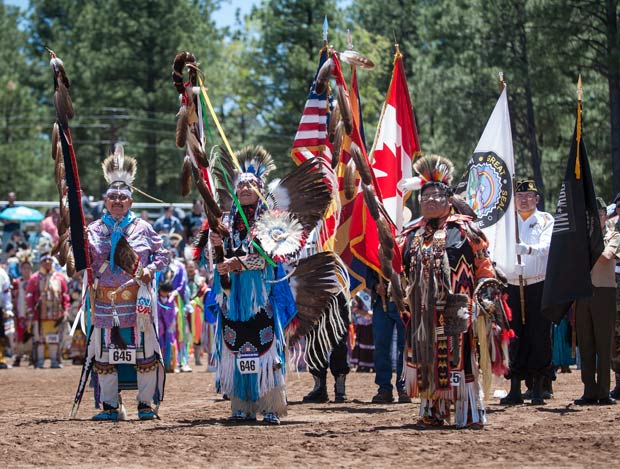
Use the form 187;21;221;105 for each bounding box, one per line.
109;346;137;365
45;334;60;344
236;353;259;375
450;371;462;387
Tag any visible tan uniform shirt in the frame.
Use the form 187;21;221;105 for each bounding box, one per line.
591;226;620;288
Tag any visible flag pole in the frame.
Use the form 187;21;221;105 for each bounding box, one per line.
575;75;582;179
500;72;526;325
571;76;583;355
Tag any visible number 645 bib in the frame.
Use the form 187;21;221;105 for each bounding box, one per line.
109;346;137;365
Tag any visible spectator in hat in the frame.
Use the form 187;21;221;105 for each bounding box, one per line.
574;197;619;405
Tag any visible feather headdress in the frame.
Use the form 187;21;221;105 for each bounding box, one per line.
234;145;275;186
210;144;275;197
101;143;137;189
398;154;455;195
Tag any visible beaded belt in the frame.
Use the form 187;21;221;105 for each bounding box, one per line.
95;284;139;303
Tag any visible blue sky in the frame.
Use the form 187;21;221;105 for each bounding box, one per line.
4;0;257;29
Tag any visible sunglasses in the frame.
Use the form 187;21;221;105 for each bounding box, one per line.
107;194;130;202
107;194;129;202
420;192;447;202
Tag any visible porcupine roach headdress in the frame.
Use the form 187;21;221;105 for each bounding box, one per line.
233;145;276;188
210;144;275;212
101;143;137;193
398;154;454;194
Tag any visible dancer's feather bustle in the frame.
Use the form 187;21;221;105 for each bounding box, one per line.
269;158;331;232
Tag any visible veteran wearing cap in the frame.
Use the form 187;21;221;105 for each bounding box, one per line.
500;179;554;406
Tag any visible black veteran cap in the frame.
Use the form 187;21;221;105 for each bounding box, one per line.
515;179;539;194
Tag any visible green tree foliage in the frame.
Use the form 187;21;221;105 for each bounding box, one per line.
0;0;617;209
352;0;616;208
28;0;222;201
0;2;54;201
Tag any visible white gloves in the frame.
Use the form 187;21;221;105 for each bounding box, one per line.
515;242;531;256
515;262;525;276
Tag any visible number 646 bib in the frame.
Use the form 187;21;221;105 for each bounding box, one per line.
236;352;259;374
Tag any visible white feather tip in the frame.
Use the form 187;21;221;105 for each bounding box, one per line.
397;177;423;194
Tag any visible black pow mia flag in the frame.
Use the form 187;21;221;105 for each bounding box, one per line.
541;120;603;323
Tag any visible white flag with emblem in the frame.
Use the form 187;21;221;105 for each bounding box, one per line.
465;88;517;278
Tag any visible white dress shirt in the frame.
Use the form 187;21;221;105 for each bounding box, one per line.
507;209;554;285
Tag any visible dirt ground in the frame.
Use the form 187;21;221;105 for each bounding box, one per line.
0;362;618;468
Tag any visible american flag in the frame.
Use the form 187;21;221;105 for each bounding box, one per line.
290;48;333;167
290;47;339;252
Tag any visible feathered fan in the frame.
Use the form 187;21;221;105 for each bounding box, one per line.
254;211;304;258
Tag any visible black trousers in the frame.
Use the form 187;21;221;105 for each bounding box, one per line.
309;332;350;378
612;273;620;374
507;281;553;379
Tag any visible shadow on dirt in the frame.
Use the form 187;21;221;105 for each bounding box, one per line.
145;418;309;430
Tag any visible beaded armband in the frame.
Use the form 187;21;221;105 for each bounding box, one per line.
240;255;266;271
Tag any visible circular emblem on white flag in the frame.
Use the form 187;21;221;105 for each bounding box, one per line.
465;151;512;228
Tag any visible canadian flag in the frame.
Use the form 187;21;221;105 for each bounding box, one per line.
371;54;421;232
